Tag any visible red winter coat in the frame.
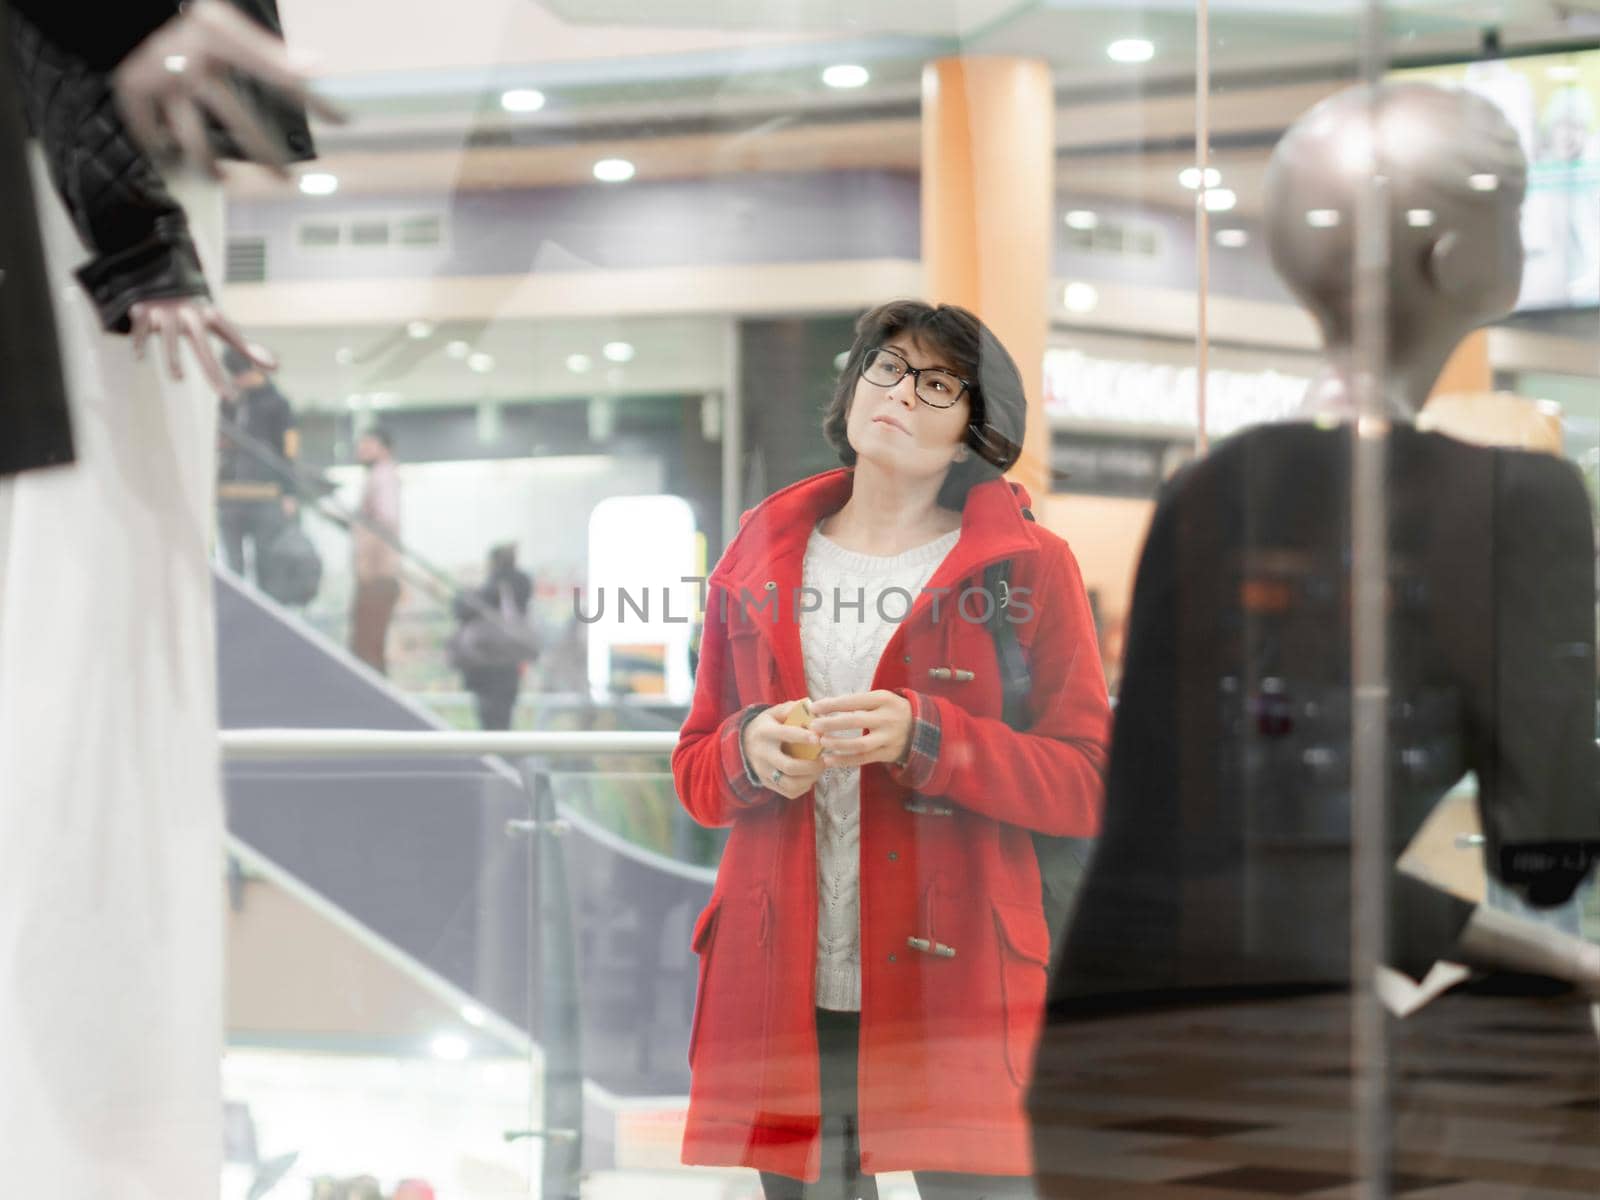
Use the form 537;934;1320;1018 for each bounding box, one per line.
672;469;1110;1181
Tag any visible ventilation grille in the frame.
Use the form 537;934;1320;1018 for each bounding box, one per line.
292;212;446;254
224;237;268;283
1065;218;1163;259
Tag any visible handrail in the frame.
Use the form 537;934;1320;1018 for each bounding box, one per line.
220;727;680;760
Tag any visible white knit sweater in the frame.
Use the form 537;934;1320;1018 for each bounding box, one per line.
800;523;960;1011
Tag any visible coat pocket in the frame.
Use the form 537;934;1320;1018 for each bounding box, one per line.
686;889;772;1112
992;899;1050;1088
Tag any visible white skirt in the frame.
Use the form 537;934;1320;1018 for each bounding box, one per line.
0;151;223;1198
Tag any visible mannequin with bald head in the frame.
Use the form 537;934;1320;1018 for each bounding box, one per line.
1029;81;1600;1196
1265;81;1527;418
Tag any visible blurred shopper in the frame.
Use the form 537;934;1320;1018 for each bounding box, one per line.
350;426;402;674
0;4;327;1200
217;345;299;583
450;542;536;730
671;301;1110;1198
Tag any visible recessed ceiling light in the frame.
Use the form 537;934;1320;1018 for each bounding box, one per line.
593;158;636;183
1306;208;1342;228
406;320;434;340
602;341;635;364
430;1034;470;1062
1214;228;1249;248
1179;167;1223;190
500;88;546;113
1107;38;1155;64
1203;188;1238;213
567;353;593;374
445;340;471;359
1063;282;1100;314
468;352;495;373
1405;208;1436;228
1064;210;1099;231
1468;173;1499;192
334;346;355;366
298;172;338;197
822;64;870;89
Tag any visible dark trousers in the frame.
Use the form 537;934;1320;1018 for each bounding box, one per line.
219;498;284;583
466;666;520;731
351;576;400;675
759;1009;1037;1200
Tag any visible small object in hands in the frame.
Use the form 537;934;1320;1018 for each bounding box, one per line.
770;767;785;786
782;698;822;761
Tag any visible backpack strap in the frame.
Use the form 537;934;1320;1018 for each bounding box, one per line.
984;506;1036;730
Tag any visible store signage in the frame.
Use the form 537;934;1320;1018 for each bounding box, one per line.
1045;348;1311;436
1050;434;1189;499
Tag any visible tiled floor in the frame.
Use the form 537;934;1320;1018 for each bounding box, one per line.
1031;989;1600;1198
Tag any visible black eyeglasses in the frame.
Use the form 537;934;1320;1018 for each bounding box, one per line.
860;347;972;409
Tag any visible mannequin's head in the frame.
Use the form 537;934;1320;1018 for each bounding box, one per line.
1265;82;1526;373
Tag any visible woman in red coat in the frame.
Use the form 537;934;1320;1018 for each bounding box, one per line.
672;300;1110;1198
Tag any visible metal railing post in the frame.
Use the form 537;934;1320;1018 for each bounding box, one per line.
506;758;584;1198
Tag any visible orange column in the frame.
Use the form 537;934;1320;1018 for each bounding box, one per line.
921;57;1055;500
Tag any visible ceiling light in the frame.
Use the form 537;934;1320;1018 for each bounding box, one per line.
566;353;593;374
460;1005;487;1028
1107;38;1155;64
1405;208;1436;228
298;172;338;197
1064;210;1099;231
468;352;495;373
1306;208;1342;228
602;341;635;364
430;1034;470;1062
500;88;546;113
406;320;434;340
1214;228;1249;248
1063;282;1100;314
1180;167;1223;190
1202;188;1237;213
822;64;870;89
445;340;471;359
1468;173;1499;192
334;346;355;366
593;158;636;183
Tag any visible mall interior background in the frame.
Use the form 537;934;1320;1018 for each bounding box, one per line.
205;2;1600;1197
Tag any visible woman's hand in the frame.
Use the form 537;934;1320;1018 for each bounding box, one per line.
130;298;276;397
810;690;914;770
113;0;346;179
741;700;826;799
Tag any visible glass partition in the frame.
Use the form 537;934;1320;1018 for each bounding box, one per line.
205;1;1600;1197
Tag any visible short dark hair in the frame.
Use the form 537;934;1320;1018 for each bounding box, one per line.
222;345;256;377
821;300;1027;509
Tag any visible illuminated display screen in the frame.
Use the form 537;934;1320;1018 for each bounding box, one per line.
1402;52;1600;311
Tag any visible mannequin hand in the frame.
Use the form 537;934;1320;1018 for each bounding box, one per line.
129;298;277;397
741;700;825;799
114;0;346;179
810;691;915;769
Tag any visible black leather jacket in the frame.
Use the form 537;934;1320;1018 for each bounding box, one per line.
7;0;313;333
0;2;71;475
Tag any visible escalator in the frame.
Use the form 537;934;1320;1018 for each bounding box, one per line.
215;422;714;1116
